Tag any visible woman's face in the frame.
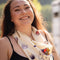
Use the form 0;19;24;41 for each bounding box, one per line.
10;0;34;27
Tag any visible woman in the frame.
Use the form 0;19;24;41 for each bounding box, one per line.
0;0;60;60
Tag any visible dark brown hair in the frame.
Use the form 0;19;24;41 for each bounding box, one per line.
1;0;45;37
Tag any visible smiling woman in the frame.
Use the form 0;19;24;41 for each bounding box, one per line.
10;0;34;27
0;0;60;60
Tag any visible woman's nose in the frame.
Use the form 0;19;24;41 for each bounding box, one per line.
21;9;26;14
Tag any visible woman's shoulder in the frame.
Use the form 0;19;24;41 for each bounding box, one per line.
0;37;9;60
38;29;52;38
0;37;9;51
38;29;53;42
0;37;9;46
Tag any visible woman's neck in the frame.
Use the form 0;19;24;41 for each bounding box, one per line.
15;25;32;37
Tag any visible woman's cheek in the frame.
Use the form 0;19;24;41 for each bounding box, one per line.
12;12;19;18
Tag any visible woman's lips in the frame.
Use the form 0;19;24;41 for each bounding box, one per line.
20;16;30;20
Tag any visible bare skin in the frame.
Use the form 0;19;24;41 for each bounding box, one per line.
0;36;28;60
0;0;60;60
0;0;34;60
10;0;34;38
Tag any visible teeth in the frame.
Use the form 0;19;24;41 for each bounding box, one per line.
22;17;28;19
20;16;29;20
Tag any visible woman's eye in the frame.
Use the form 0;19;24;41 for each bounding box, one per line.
25;7;30;9
15;9;21;11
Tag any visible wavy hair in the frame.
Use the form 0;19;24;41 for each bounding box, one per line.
1;0;45;37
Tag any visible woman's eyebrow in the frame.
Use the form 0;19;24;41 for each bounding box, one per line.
13;4;29;9
13;6;20;9
24;4;29;6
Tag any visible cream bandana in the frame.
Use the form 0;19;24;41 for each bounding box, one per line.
12;26;53;60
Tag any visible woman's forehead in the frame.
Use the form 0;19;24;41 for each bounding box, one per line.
10;0;30;8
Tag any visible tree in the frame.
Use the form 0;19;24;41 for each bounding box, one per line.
41;5;52;32
0;0;7;4
32;0;42;12
0;3;5;36
32;0;52;32
38;0;53;5
0;3;5;18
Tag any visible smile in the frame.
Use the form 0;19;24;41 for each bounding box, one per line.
20;16;30;20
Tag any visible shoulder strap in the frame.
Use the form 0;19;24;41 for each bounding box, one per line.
6;36;14;50
45;33;48;41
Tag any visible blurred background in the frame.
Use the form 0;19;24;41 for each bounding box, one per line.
0;0;60;56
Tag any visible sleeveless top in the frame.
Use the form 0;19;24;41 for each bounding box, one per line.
6;36;29;60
